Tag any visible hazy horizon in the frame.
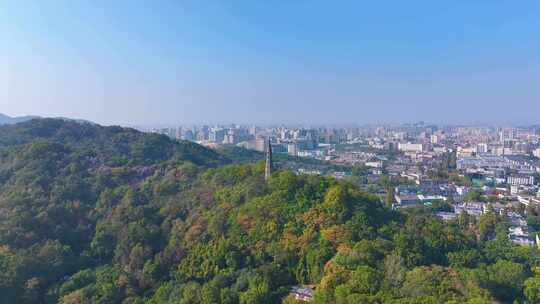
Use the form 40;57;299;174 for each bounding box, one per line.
2;1;540;126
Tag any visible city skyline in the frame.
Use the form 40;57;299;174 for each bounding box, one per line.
2;1;540;125
3;111;540;129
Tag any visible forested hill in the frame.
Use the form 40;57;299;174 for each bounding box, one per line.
1;119;540;304
0;118;225;167
0;118;225;302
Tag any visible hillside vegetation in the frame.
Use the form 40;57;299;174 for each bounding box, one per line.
0;119;539;304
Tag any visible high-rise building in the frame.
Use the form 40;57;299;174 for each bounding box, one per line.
287;143;298;156
499;128;516;143
254;137;266;152
209;128;225;143
476;143;488;154
534;148;540;159
182;129;194;141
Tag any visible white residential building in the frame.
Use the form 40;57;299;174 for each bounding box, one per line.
398;143;423;152
507;175;534;186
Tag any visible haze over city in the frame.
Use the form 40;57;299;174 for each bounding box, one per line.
2;1;540;126
6;1;540;303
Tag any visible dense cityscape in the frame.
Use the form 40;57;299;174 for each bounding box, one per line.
144;123;540;249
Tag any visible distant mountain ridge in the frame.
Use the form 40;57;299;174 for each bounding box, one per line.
0;113;40;125
0;118;227;167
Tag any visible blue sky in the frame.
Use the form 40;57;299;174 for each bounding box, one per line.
1;1;540;125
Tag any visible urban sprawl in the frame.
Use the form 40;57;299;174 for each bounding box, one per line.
139;123;540;248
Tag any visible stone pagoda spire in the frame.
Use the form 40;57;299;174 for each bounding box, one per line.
265;138;273;181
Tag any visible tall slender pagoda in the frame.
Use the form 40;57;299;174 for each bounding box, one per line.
265;138;273;181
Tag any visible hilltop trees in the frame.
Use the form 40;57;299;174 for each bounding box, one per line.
0;119;538;303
